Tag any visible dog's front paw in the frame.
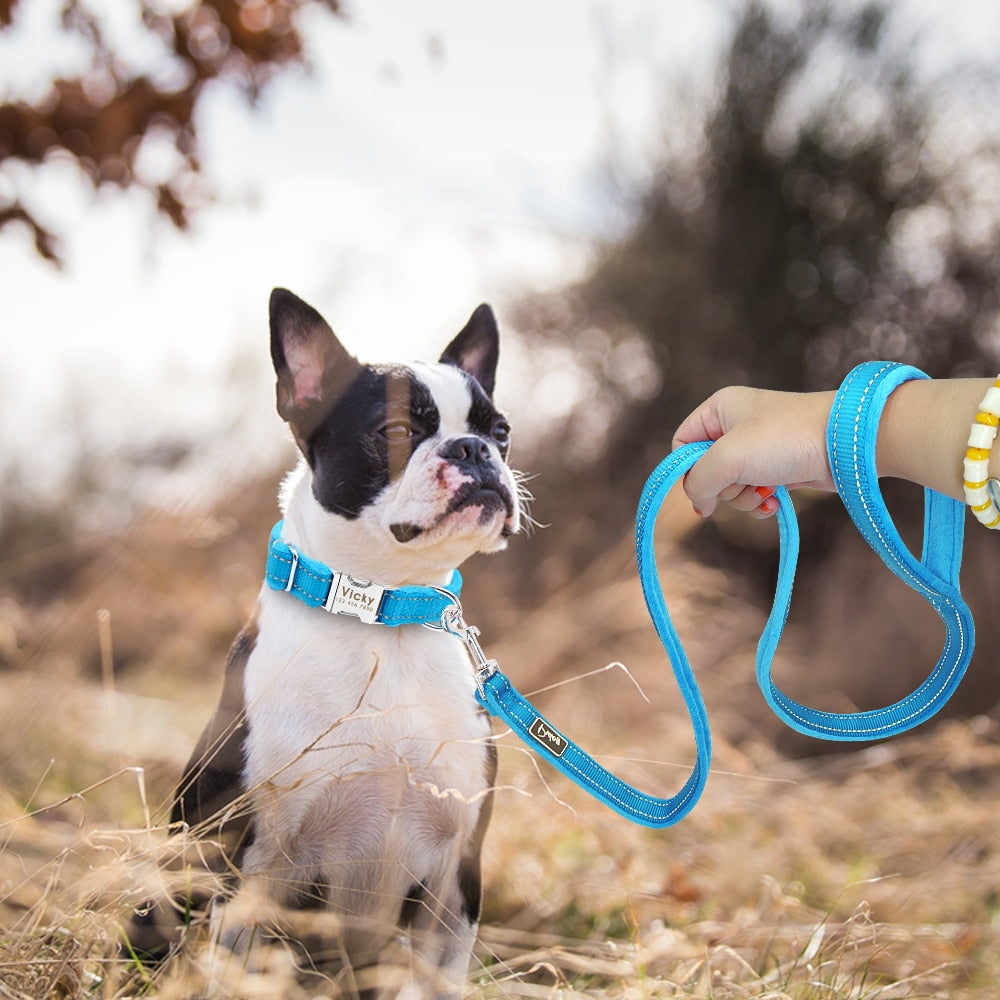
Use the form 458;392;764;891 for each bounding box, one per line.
209;880;278;955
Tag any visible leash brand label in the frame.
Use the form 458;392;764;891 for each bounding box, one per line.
529;717;568;758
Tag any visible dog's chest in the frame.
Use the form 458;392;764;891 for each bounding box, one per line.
242;592;491;838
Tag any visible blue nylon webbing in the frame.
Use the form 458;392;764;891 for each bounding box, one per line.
474;360;976;826
475;441;715;828
476;439;714;827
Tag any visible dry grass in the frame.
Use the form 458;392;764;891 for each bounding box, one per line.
2;485;999;998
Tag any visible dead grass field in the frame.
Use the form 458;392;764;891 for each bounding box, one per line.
2;477;999;998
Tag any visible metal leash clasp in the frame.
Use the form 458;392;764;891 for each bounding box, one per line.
425;590;499;696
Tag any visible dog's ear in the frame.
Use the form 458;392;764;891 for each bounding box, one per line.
439;304;499;398
269;288;361;446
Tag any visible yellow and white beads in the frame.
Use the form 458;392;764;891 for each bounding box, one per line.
963;376;1000;529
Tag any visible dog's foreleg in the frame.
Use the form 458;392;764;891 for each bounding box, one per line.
400;837;486;1000
401;743;497;999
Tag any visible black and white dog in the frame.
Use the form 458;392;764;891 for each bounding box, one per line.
166;289;521;995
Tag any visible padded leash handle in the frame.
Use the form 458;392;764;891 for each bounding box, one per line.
756;361;975;739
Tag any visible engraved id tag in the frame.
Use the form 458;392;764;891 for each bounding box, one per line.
325;574;385;624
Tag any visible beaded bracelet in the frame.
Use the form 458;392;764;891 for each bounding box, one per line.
963;375;1000;529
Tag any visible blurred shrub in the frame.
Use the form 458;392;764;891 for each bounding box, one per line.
516;0;1000;538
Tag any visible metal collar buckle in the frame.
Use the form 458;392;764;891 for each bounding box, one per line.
323;573;386;624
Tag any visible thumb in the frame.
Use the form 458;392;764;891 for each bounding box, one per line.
672;401;726;452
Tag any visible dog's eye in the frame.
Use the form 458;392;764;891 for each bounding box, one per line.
491;419;511;448
380;421;413;442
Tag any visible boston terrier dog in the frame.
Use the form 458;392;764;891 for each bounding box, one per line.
167;289;521;996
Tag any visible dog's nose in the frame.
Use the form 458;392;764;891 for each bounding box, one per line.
439;436;494;475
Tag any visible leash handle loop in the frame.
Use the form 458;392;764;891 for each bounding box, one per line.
757;361;974;739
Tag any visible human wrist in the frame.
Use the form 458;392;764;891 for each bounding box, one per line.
874;380;920;483
876;378;997;498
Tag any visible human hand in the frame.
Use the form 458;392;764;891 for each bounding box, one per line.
671;387;837;518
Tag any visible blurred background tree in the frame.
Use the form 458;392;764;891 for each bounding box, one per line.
517;0;1000;545
0;0;341;263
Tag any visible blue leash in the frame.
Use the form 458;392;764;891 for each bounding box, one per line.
266;361;975;828
474;361;975;826
474;441;713;825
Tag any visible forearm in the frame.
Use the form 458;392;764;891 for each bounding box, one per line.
876;378;997;500
674;375;1000;519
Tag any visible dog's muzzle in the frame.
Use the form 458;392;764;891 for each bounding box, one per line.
390;441;517;544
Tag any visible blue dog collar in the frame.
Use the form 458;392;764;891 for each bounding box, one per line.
264;520;462;627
